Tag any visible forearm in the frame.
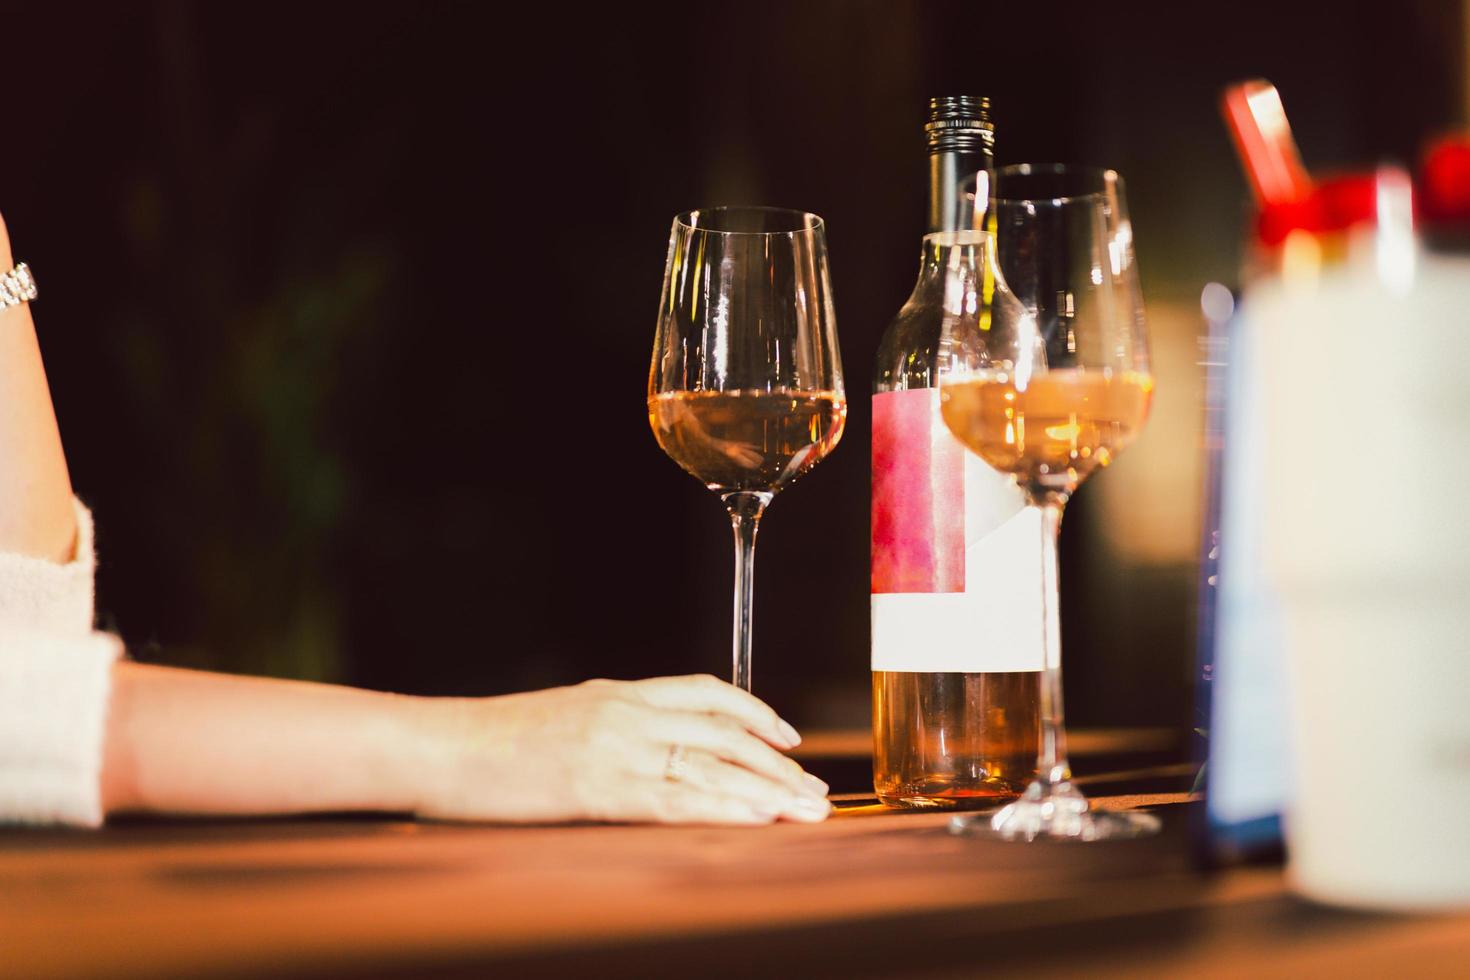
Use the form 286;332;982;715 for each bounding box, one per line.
0;218;76;562
100;661;439;817
90;665;829;827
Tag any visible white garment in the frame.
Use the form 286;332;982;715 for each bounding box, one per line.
0;501;121;827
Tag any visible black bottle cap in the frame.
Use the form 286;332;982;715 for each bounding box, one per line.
925;96;995;155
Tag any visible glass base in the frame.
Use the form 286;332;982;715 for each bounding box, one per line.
946;779;1161;842
876;773;1028;811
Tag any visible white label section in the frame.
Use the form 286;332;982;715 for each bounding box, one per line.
872;456;1043;673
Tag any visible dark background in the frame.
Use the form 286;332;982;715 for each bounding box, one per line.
2;1;1463;730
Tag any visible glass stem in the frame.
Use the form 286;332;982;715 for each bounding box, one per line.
1035;499;1071;787
723;491;770;693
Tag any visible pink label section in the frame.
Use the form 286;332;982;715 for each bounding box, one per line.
871;389;965;594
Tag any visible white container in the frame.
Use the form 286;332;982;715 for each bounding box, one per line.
1254;214;1470;908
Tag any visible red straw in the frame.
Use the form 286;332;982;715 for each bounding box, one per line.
1221;80;1313;207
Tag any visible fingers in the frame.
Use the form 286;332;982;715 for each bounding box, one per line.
569;677;831;827
626;674;801;749
646;784;777;826
677;750;830;824
655;710;823;800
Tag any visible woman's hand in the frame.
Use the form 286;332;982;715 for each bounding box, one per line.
413;675;832;826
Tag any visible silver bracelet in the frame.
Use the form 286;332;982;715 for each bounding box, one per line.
0;263;37;309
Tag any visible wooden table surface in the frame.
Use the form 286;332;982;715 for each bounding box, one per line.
4;730;1468;979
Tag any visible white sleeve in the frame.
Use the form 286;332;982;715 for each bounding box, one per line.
0;627;122;826
0;499;119;827
0;498;97;635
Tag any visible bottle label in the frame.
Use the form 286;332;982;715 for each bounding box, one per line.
871;388;1044;673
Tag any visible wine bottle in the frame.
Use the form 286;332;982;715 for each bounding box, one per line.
871;96;1043;808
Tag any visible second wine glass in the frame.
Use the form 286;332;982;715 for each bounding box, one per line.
939;165;1158;840
648;207;846;693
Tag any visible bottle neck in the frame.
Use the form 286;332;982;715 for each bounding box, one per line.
926;148;992;235
908;234;984;303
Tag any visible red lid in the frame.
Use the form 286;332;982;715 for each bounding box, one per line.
1255;173;1379;247
1420;132;1470;225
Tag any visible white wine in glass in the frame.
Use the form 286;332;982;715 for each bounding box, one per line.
648;389;845;494
648;207;846;693
939;369;1154;493
939;166;1159;841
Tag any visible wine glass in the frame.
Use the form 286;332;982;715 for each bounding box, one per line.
648;207;847;693
938;165;1158;840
